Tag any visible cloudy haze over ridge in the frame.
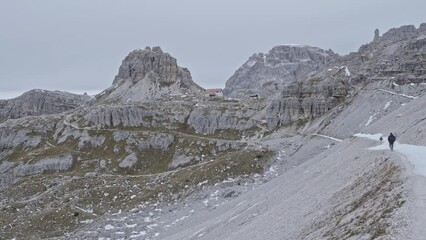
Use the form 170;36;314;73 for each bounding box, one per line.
0;0;425;99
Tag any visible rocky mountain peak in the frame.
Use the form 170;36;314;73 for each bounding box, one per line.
419;23;426;35
268;45;335;64
113;46;181;85
368;23;426;48
223;45;338;99
380;24;418;43
101;46;203;103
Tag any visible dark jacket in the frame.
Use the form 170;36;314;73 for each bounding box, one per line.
388;133;396;144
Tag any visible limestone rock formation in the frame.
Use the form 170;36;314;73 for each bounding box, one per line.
373;28;380;42
98;47;204;103
344;24;426;82
0;89;91;120
187;106;256;135
265;67;350;129
264;24;426;129
223;45;338;99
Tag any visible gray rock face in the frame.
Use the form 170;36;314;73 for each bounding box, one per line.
0;89;91;120
169;154;194;169
224;45;338;99
346;24;426;80
0;115;57;160
187;107;255;135
100;47;203;103
114;132;175;151
419;23;426;35
0;154;73;189
119;153;138;169
266;69;350;129
380;25;418;43
113;46;186;85
264;23;426;129
373;29;380;42
83;105;164;129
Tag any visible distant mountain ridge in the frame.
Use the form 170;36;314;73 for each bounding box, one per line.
223;45;338;99
0;89;91;121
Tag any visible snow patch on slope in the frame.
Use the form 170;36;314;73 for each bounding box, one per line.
355;133;426;177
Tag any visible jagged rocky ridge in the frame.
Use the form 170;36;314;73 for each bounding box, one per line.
0;89;91;121
223;45;338;99
263;24;426;130
0;24;425;239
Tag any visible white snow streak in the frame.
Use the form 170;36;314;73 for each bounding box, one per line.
355;133;426;177
365;115;375;127
80;219;93;224
384;101;392;110
190;228;206;238
125;223;137;228
311;134;343;142
353;133;382;141
378;89;417;99
130;231;146;238
344;66;351;76
104;224;115;230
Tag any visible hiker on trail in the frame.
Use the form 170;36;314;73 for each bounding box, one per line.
388;133;396;151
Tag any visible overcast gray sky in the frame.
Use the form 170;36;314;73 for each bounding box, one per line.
0;0;425;99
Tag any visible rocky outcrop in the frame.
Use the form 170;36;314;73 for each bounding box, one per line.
81;105;165;129
0;116;56;159
0;89;91;120
113;132;175;151
266;68;350;129
0;154;73;188
187;107;256;135
119;153;138;169
343;24;426;83
262;24;426;129
99;47;204;103
224;45;338;99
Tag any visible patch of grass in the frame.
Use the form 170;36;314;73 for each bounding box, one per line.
370;227;386;240
211;129;243;140
1;146;273;239
26;129;40;137
6;144;25;161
